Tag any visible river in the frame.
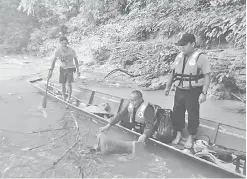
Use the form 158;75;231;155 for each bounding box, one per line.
0;79;241;178
0;54;245;177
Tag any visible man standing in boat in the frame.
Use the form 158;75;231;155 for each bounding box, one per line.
48;37;80;102
99;90;155;143
164;33;211;148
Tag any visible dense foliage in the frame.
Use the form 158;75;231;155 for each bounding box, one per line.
0;0;246;100
0;0;38;53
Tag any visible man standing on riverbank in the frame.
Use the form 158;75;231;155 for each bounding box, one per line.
48;37;80;102
99;90;155;143
164;33;211;148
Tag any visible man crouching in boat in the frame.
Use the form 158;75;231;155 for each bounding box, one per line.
99;90;155;143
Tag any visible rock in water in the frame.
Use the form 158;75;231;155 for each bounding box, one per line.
96;132;145;156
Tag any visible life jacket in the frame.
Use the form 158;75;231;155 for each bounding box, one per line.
172;49;205;88
127;102;148;133
152;105;175;144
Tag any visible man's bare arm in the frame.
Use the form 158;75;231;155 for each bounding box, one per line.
74;57;80;73
165;71;174;91
50;57;57;71
202;73;210;92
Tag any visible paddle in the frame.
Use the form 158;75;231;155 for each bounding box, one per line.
42;70;51;109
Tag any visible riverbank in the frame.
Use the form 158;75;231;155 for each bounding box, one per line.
0;54;245;129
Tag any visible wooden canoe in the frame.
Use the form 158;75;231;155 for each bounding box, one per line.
28;77;246;178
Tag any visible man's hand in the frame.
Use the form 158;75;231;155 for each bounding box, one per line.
99;124;111;134
199;93;207;104
47;69;53;80
138;134;147;143
77;71;80;78
164;88;170;96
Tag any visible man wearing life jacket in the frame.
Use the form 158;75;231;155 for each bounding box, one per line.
164;33;211;148
99;90;155;143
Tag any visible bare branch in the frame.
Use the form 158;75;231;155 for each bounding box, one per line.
230;92;246;103
29;127;73;134
22;130;71;151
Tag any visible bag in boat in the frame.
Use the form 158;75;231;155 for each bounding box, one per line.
194;150;218;164
193;136;210;153
152;105;175;144
95;132;145;156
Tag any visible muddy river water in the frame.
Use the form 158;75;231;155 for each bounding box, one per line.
0;79;242;178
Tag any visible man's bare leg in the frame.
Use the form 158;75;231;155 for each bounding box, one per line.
61;83;66;101
67;82;72;103
172;131;182;144
184;134;193;148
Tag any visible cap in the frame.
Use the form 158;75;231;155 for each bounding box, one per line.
175;33;196;46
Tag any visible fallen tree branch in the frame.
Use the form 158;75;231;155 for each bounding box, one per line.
41;131;89;175
53;139;81;166
125;0;136;12
230;92;246;103
42;138;82;174
0;128;30;135
22;130;71;151
104;68;141;79
29;127;73;134
70;111;81;141
0;127;72;135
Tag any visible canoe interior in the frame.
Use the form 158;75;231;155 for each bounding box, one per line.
46;80;246;153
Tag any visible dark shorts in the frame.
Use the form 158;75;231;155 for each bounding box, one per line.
59;67;75;84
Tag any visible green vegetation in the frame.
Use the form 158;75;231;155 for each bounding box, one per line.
0;0;246;100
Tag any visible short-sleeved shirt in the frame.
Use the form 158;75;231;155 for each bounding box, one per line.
196;53;211;75
54;46;77;69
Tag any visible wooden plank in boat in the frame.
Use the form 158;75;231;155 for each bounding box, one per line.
73;87;93;105
197;119;219;143
215;124;246;152
91;92;122;115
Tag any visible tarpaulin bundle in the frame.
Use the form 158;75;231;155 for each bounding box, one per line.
96;132;145;155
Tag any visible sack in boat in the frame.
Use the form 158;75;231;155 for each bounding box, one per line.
96;132;145;156
194;150;218;164
209;146;233;162
193;139;209;153
152;105;175;144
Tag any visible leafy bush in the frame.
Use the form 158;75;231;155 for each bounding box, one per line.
92;46;111;64
179;1;246;48
0;0;38;53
